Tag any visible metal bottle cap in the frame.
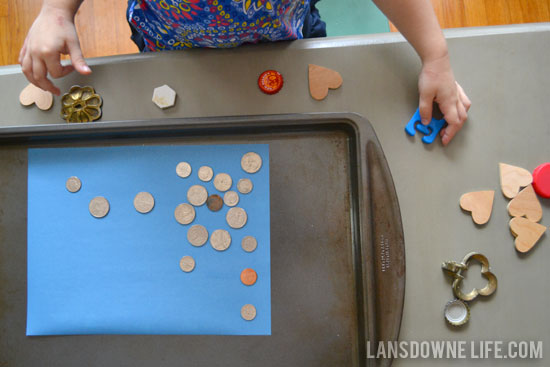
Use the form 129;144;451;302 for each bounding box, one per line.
444;299;470;326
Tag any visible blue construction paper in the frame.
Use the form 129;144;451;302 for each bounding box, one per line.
27;144;270;335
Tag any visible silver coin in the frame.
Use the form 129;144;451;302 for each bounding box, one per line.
241;304;257;321
89;196;109;218
174;203;195;225
241;152;262;174
223;191;240;207
179;255;196;272
226;207;247;229
198;166;214;182
187;185;208;206
176;162;192;178
241;236;258;252
214;173;232;192
66;176;82;193
187;224;209;247
237;178;253;194
210;229;231;251
134;191;155;214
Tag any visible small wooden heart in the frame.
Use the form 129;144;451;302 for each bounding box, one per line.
308;64;343;101
459;190;494;225
499;162;532;199
510;217;546;253
507;184;542;222
19;83;53;111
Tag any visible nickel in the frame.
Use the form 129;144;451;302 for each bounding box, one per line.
89;196;110;218
179;255;196;272
176;162;192;178
237;178;253;194
174;203;195;225
226;207;247;229
241;236;257;252
187;185;208;206
214;173;232;192
198;166;214;182
134;191;155;213
66;176;82;193
241;304;257;321
187;224;209;247
241;152;262;174
210;229;231;251
223;191;239;207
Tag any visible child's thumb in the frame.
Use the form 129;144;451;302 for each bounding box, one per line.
68;40;91;75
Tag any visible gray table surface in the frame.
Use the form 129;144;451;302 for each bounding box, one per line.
1;23;549;366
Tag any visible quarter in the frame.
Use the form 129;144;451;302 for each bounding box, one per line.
133;191;155;213
187;185;208;206
214;173;232;192
187;224;209;247
223;190;239;207
174;203;195;225
198;166;214;182
237;178;253;194
176;162;192;178
89;196;109;218
226;207;247;229
241;152;262;174
210;229;231;251
66;176;82;193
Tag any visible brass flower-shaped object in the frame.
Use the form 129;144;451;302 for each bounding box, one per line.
61;85;102;123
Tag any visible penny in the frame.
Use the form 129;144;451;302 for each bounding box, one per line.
176;162;192;178
241;236;258;253
187;185;208;206
206;194;223;212
214;173;232;192
210;229;231;251
187;224;208;247
133;191;155;214
179;255;196;273
174;203;195;225
241;304;257;321
226;207;247;229
89;196;109;218
237;178;253;194
198;166;214;182
66;176;82;193
241;152;262;174
223;191;239;207
240;268;258;286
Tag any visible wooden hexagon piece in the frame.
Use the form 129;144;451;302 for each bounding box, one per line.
152;85;176;109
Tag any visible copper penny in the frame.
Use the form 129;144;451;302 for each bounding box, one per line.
66;176;82;193
241;304;257;321
240;268;257;286
206;194;223;212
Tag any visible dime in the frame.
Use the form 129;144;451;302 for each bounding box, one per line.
89;196;109;218
240;268;257;286
241;236;258;253
179;255;196;273
226;207;247;229
174;203;195;225
241;152;262;174
198;166;214;182
133;191;155;213
214;173;232;192
210;229;231;251
176;162;192;178
206;194;223;212
241;304;257;321
187;224;208;247
237;178;253;194
187;185;208;206
223;191;239;207
66;176;82;193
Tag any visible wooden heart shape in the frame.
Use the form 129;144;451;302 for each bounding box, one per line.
510;217;546;253
499;162;532;199
308;64;343;101
459;190;494;225
19;83;53;111
507;185;542;222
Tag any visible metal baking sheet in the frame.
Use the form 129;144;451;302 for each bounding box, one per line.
0;113;405;367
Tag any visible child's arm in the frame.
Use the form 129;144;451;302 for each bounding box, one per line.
19;0;90;96
373;0;471;145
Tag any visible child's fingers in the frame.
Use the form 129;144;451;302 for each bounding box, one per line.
456;82;472;111
67;38;91;75
32;58;59;95
441;105;463;146
21;52;37;86
44;53;74;79
419;91;435;125
19;39;28;65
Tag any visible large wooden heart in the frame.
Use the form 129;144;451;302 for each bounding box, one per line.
19;83;53;111
509;217;546;253
460;190;494;225
499;162;532;199
507;185;542;222
308;64;343;101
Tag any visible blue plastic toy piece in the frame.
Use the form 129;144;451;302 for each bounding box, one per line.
404;107;446;144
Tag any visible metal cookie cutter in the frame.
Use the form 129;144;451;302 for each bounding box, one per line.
61;85;102;123
442;252;498;302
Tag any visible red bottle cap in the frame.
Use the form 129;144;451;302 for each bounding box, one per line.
533;163;550;198
258;70;283;95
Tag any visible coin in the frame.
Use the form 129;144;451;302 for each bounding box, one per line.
223;191;239;207
241;236;258;252
66;176;82;193
226;207;247;229
241;304;257;321
174;203;195;225
240;268;258;286
187;224;208;247
187;185;208;206
176;162;192;178
206;194;223;212
89;196;109;218
179;256;196;273
133;191;155;213
214;173;232;192
237;178;253;194
210;229;231;251
198;166;214;182
241;152;262;174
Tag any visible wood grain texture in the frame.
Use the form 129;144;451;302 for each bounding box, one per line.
389;0;550;32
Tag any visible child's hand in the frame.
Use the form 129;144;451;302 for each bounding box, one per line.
418;53;471;146
19;4;91;96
